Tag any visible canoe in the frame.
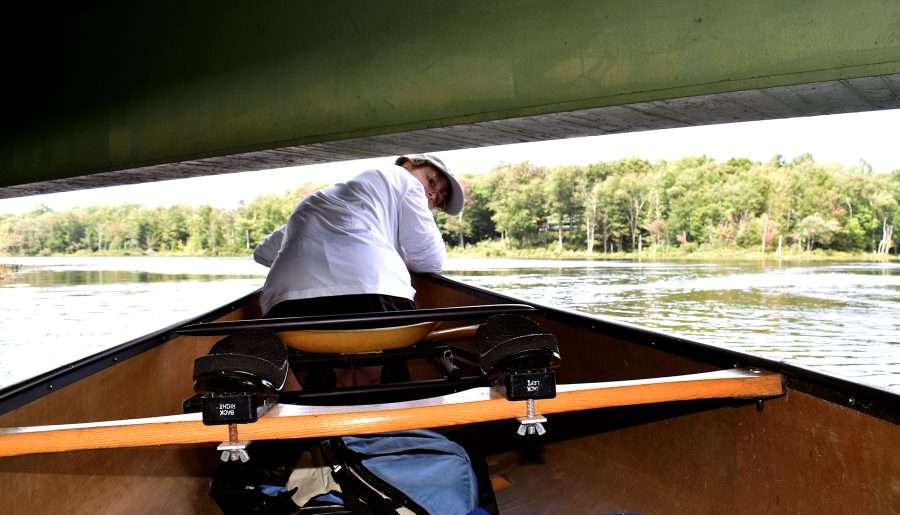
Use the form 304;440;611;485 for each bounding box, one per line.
0;273;898;514
5;5;900;513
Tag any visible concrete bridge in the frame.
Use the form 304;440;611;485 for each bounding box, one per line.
3;0;900;197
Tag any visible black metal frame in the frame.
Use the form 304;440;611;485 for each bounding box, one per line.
184;375;491;413
286;340;477;369
177;303;536;334
183;338;490;415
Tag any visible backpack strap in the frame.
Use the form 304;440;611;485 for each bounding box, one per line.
324;439;428;515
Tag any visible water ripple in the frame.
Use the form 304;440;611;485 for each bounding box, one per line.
447;260;900;393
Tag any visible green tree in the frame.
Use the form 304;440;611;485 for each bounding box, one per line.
546;166;585;250
613;159;654;251
460;177;498;244
796;213;841;250
487;163;549;245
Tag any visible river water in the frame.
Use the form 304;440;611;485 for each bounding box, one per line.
1;256;898;393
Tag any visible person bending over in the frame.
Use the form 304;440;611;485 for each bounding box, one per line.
253;153;464;387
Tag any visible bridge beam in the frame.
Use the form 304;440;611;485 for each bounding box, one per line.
4;0;900;196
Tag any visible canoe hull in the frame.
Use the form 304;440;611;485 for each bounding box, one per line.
0;274;898;514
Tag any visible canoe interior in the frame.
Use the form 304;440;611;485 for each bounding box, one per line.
1;275;898;514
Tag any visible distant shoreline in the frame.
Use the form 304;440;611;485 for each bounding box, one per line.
448;247;899;262
2;248;896;263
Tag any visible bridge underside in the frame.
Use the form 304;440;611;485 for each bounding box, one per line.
4;1;900;198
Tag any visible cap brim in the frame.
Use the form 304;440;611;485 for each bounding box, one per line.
441;172;464;215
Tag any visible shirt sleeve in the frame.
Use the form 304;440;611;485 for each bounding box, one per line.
398;182;446;273
253;225;286;267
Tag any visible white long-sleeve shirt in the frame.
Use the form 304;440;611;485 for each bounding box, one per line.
257;166;446;315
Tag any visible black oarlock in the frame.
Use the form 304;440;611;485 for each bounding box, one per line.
193;329;290;395
475;314;561;383
474;314;562;437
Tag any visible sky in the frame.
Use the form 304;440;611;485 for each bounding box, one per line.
2;109;899;214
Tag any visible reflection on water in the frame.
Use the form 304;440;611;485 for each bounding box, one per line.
14;269;261;287
0;257;267;388
1;257;898;393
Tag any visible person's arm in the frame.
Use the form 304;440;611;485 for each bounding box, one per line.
398;184;446;273
252;225;286;267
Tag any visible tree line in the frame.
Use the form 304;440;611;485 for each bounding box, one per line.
0;183;321;256
1;154;898;256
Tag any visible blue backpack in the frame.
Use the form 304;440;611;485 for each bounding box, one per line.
329;430;480;515
210;430;484;515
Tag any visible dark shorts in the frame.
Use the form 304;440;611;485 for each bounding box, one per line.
265;294;416;318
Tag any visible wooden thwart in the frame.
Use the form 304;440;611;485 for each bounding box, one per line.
0;369;782;458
